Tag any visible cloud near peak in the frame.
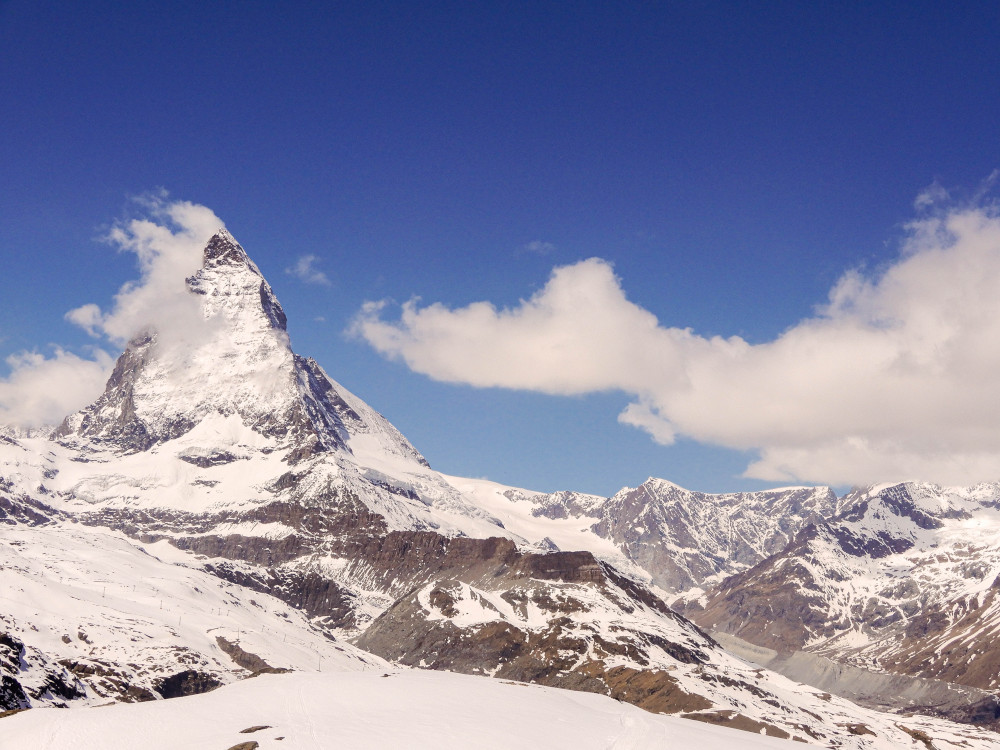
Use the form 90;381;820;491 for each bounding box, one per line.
70;197;223;346
352;203;1000;487
1;197;223;428
0;348;115;429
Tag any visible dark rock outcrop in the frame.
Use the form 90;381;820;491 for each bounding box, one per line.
153;670;223;699
0;675;28;712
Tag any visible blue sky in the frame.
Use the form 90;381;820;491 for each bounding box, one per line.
3;1;1000;495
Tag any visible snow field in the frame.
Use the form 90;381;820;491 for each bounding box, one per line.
0;670;805;750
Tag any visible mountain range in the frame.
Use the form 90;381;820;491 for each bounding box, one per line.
3;229;1000;748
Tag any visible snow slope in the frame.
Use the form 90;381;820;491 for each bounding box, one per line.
0;520;383;707
0;670;869;750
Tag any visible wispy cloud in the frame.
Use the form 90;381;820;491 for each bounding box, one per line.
913;180;949;209
522;240;556;255
64;303;104;338
286;255;331;285
352;198;1000;487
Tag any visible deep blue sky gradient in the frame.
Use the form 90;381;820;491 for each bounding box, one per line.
2;1;999;494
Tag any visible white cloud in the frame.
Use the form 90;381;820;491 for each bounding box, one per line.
913;181;949;209
64;303;103;337
352;202;1000;487
1;196;224;428
286;255;331;285
353;258;692;395
65;195;224;349
0;348;114;428
617;401;676;445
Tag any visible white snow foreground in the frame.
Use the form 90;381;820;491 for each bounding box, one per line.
0;669;806;750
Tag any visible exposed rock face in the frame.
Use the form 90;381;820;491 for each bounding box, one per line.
0;675;29;712
0;632;85;709
215;637;289;676
472;477;841;596
679;524;835;654
527;490;606;520
0;492;54;527
154;670;224;699
53;332;160;451
354;554;714;681
57;658;157;703
527;477;838;593
0;634;30;711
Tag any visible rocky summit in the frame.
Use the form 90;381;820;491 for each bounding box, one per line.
3;230;1000;748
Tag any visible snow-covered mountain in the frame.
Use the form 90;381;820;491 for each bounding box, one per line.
442;475;839;595
685;481;1000;707
4;229;1000;747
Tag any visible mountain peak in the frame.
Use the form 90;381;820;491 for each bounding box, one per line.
52;229;428;468
53;231;352;454
203;228;254;269
187;229;288;331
